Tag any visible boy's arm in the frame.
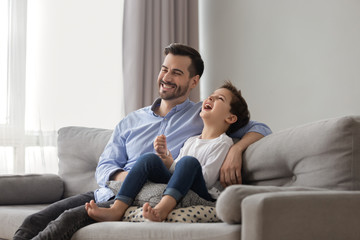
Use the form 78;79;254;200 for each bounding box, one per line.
220;132;264;187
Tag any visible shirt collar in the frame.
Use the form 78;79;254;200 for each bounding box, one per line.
150;98;191;116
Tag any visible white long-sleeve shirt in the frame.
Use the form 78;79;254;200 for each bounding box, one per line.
169;133;233;196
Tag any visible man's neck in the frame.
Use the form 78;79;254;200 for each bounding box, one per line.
155;98;187;117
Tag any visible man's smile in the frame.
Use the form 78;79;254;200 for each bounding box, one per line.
160;80;176;91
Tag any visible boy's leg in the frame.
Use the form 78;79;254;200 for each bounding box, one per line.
165;156;213;202
86;153;172;222
143;156;213;222
13;191;95;240
115;153;172;205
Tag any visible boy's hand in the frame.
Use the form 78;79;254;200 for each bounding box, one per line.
154;135;168;155
154;135;174;169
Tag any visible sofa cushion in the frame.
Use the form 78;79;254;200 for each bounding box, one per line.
58;127;113;198
72;222;241;240
121;205;220;223
0;174;63;205
0;204;48;239
242;115;360;190
216;185;324;224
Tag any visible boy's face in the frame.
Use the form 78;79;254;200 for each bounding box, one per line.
200;88;236;124
157;53;199;103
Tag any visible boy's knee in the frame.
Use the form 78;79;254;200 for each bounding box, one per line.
178;156;200;169
138;153;162;167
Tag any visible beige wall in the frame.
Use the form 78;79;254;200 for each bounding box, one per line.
199;0;360;131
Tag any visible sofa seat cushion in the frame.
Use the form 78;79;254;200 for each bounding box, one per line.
72;222;241;240
242;115;360;190
0;204;49;239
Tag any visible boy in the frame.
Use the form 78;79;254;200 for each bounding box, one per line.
85;81;250;222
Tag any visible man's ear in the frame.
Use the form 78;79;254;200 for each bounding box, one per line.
225;114;237;124
190;75;200;89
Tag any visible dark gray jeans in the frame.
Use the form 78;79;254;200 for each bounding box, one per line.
13;191;114;240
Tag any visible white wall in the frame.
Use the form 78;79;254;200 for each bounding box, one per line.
199;0;360;132
26;0;124;130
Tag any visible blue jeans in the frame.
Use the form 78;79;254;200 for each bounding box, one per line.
116;153;214;205
13;191;114;240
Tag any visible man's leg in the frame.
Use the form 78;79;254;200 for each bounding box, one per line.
13;191;95;240
32;199;114;240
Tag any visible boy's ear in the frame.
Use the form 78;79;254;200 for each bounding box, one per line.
225;114;237;124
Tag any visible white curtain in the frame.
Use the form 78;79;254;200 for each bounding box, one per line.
122;0;200;114
1;0;125;174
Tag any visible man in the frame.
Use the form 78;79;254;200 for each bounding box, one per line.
14;43;271;240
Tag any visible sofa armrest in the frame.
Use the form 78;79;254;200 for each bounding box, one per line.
241;191;360;240
0;174;64;205
216;185;325;224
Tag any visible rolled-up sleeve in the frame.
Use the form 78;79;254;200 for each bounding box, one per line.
230;120;272;139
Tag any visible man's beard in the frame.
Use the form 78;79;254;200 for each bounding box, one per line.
158;80;190;100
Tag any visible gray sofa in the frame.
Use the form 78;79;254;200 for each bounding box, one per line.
1;115;360;240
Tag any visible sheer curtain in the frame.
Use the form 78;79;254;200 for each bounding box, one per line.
1;0;125;175
0;0;29;174
122;0;200;114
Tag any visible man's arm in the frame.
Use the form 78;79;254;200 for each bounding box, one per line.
95;123;128;186
220;120;271;187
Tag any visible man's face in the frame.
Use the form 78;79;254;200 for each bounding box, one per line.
157;54;197;101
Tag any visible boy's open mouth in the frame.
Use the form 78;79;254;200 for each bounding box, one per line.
204;103;212;110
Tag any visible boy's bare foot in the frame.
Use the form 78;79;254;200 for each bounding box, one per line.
143;202;162;221
143;195;177;222
85;200;127;222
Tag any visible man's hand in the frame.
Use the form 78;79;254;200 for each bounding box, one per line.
220;145;243;187
220;132;264;188
111;170;128;181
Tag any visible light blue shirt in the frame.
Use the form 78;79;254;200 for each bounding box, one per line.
94;98;272;202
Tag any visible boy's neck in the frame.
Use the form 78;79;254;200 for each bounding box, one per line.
201;124;228;140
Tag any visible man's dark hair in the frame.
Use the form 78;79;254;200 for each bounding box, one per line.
164;43;204;78
220;81;250;134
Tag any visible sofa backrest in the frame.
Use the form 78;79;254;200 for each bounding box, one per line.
242;115;360;190
58;126;112;198
57;115;360;198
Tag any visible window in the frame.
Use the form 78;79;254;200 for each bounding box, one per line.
1;0;28;174
0;0;9;125
1;0;124;175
